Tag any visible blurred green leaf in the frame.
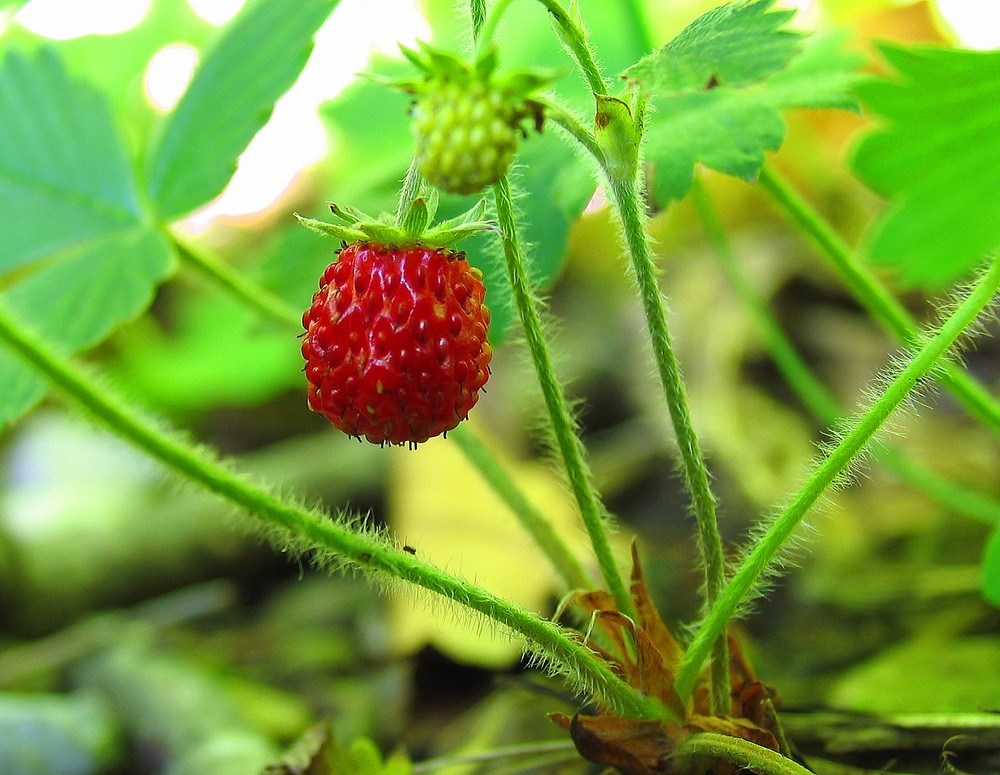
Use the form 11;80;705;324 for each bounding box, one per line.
0;47;143;275
145;0;340;220
984;524;1000;608
115;288;301;413
851;44;1000;287
48;0;216;136
0;47;174;426
829;636;1000;713
641;29;863;203
0;691;121;775
622;0;801;93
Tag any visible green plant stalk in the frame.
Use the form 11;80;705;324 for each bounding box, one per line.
491;175;635;621
472;0;515;56
596;107;728;712
0;300;671;722
693;178;1000;527
673;733;813;775
758;164;1000;436
674;257;1000;702
532;0;609;95
449;424;595;590
170;232;301;330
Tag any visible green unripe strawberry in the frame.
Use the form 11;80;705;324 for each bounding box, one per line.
413;78;519;195
394;43;552;196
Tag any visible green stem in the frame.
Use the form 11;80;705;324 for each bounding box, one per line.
674;258;1000;702
473;0;515;55
758;164;1000;436
469;0;487;41
449;424;595;590
170;232;301;329
600;131;728;713
672;733;813;775
491;175;635;621
0;300;667;721
532;0;609;95
393;159;423;226
693;178;1000;527
538;96;604;162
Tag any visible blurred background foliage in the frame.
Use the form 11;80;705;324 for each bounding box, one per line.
1;0;999;773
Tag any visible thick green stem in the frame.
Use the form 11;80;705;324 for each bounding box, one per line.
674;258;1000;702
758;164;1000;436
491;175;635;620
0;300;667;721
532;0;609;95
673;733;813;775
693;178;1000;527
598;112;728;712
449;424;595;590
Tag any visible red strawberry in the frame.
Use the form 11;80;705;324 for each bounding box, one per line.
302;243;492;446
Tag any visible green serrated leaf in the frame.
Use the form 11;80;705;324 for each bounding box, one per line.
984;524;1000;608
0;226;174;425
851;44;1000;287
144;0;339;220
0;47;142;275
624;0;803;94
0;46;175;427
644;30;864;203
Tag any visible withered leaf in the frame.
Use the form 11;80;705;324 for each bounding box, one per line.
551;712;676;775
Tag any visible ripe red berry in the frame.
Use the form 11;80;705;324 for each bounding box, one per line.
302;243;492;446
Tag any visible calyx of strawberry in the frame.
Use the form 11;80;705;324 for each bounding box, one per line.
393;41;554;127
295;191;492;248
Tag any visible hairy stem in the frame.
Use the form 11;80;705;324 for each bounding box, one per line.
673;733;813;775
674;258;1000;701
449;424;595;590
693;178;1000;527
491;175;635;620
598;112;728;713
758;164;1000;436
0;300;668;721
532;0;609;95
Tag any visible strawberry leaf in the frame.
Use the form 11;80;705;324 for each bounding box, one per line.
622;0;801;93
0;47;174;427
144;0;339;220
626;2;862;204
851;44;1000;287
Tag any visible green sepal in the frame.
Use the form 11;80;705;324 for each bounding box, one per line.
423;198;493;246
293;213;367;244
384;40;557;103
296;196;491;249
399;191;437;240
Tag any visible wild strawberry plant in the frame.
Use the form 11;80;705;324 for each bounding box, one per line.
1;0;999;773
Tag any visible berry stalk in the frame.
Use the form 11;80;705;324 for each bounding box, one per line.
594;96;730;714
673;257;1000;702
491;175;636;621
0;299;667;721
